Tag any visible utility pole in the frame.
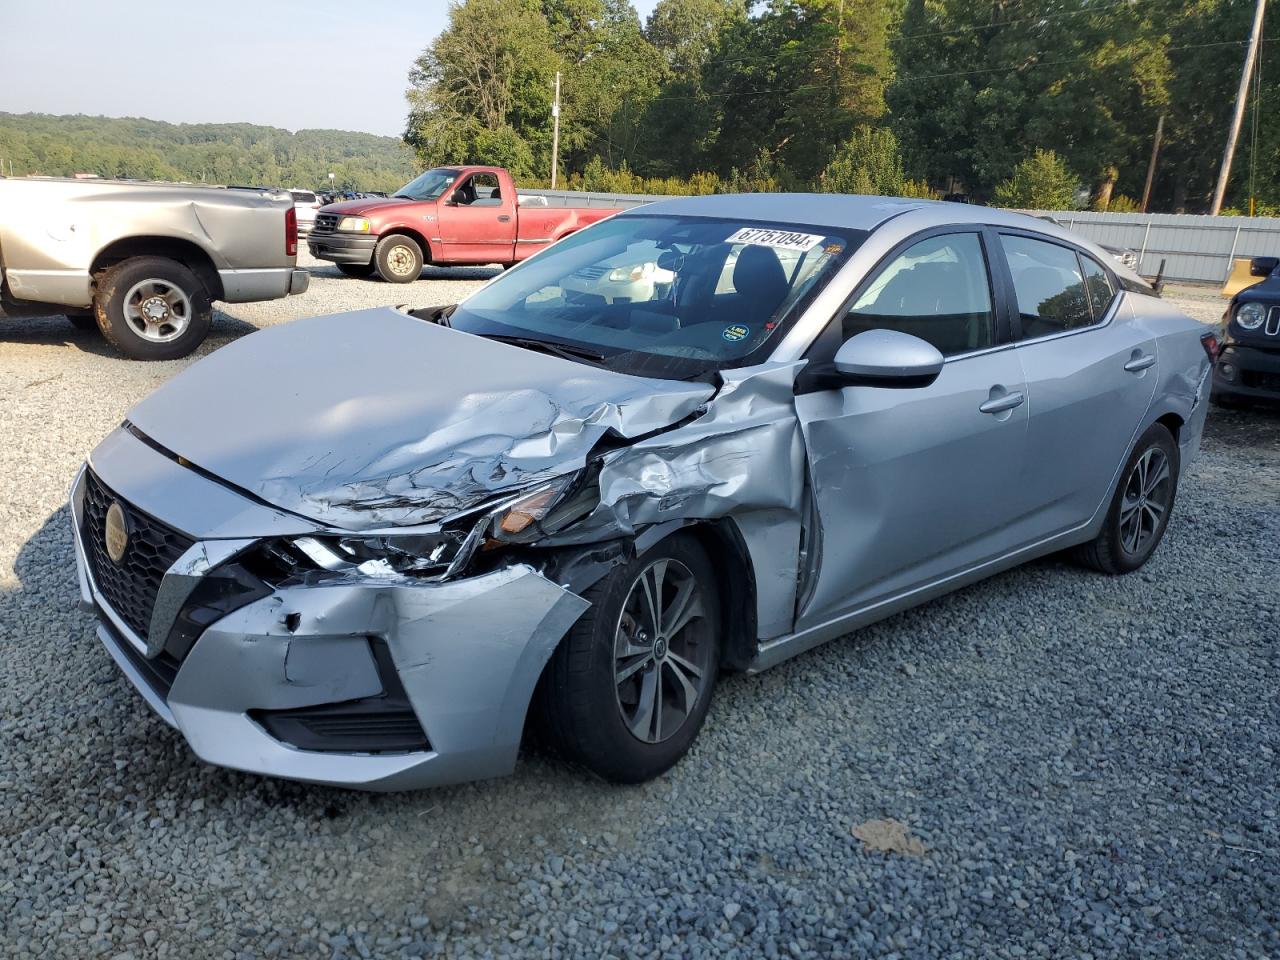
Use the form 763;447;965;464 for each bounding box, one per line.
550;71;561;189
1141;114;1164;212
1211;0;1266;215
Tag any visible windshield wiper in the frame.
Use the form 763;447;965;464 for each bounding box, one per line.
478;333;610;367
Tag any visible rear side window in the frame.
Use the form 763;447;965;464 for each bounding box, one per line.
291;191;316;203
1081;255;1116;318
1001;235;1093;338
843;232;995;356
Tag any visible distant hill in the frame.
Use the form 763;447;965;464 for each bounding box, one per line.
0;112;419;193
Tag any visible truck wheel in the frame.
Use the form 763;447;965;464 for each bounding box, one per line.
373;235;424;283
93;257;212;361
337;263;377;279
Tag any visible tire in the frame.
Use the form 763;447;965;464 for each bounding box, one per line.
66;310;98;332
93;257;211;361
373;235;424;283
1074;423;1180;575
336;262;377;279
537;533;722;783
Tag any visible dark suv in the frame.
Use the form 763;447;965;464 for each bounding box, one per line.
1215;256;1280;406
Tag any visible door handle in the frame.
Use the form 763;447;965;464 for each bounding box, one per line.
979;391;1025;415
497;215;511;222
1124;353;1156;372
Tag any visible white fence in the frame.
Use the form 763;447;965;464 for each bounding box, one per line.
522;189;1280;285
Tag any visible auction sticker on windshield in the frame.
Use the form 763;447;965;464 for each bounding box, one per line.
725;227;825;251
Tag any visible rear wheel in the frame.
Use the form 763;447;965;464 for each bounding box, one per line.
336;262;377;279
1074;423;1179;574
373;235;424;283
93;256;212;360
537;533;721;783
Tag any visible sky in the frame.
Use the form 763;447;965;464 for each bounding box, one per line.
0;0;662;139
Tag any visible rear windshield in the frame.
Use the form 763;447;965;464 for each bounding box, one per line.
290;191;316;203
447;214;865;379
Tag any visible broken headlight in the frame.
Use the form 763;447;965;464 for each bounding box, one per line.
286;528;474;579
484;472;586;547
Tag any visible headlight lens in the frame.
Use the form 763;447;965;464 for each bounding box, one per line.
607;262;654;283
337;216;371;233
1236;301;1266;330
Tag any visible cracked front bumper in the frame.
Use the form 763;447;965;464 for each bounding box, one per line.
70;459;589;792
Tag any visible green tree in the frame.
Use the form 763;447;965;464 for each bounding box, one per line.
404;0;557;173
992;149;1079;209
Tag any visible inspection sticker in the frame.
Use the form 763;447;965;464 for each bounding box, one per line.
725;227;825;251
722;324;749;342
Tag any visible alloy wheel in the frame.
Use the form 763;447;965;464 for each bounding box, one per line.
122;279;192;342
1119;446;1171;555
613;558;714;744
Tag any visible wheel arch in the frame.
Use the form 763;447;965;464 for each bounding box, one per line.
541;518;760;673
90;236;222;300
378;227;433;264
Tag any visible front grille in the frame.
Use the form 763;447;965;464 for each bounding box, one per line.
313;213;339;234
573;265;608;281
1266;306;1280;337
82;470;195;642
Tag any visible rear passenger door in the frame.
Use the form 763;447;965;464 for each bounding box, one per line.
994;232;1158;538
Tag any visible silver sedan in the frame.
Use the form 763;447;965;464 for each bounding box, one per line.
72;195;1215;790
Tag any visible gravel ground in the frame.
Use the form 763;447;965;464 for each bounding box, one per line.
1;260;1277;959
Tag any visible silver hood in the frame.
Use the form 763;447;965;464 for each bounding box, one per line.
126;308;715;530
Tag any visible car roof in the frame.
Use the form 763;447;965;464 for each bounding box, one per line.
631;192;930;231
627;192;1096;237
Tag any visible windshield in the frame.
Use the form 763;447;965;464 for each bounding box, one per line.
447;214;864;379
394;168;459;201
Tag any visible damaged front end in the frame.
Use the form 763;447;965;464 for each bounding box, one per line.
73;308;813;790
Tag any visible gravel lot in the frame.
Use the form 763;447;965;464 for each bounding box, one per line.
1;257;1277;959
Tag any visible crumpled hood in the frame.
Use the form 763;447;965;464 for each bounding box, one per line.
319;198;414;217
126;308;714;530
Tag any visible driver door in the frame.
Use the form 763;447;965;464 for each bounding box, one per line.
794;230;1033;628
436;172;517;264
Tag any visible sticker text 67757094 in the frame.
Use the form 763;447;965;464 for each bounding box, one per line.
724;227;826;252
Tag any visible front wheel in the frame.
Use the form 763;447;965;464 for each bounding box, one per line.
1074;423;1180;574
537;533;721;783
373;235;424;283
93;256;212;360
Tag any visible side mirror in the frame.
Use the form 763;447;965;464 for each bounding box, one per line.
832;329;945;387
1250;256;1278;277
443;195;458;206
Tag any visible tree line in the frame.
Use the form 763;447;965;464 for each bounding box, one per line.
0;113;418;193
406;0;1277;213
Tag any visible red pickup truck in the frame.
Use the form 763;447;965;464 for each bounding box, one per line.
307;166;618;282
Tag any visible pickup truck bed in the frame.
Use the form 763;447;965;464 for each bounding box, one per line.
0;177;308;359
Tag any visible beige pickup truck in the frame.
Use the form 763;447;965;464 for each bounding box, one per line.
0;177;309;360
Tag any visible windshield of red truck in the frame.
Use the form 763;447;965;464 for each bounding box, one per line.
393;168;459;201
447;214;865;379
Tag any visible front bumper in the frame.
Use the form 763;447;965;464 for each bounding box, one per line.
1213;342;1280;401
70;451;590;792
308;233;377;265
